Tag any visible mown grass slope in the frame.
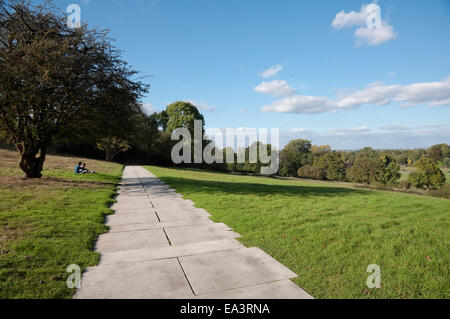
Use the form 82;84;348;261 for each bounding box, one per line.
0;149;122;298
146;166;449;299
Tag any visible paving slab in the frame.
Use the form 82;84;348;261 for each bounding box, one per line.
114;196;151;203
106;209;159;227
155;206;211;222
165;223;241;246
110;201;153;211
194;279;313;299
179;247;297;295
151;197;196;209
108;216;212;233
100;239;245;265
75;259;194;299
95;229;170;253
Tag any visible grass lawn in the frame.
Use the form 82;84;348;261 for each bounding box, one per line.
0;149;122;298
146;166;450;299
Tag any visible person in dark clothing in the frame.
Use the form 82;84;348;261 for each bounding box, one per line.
75;161;87;174
81;163;95;174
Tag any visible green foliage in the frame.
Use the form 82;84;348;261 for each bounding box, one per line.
443;158;450;168
428;145;444;162
298;165;325;180
377;162;401;185
409;157;446;189
313;152;347;181
279;139;312;177
166;101;205;135
96;137;131;161
376;156;401;186
348;157;382;184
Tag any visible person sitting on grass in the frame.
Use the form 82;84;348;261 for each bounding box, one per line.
75;161;88;174
81;162;96;174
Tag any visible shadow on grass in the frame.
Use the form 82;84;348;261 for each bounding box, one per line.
155;175;371;198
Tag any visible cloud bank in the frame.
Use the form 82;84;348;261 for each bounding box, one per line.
259;76;450;114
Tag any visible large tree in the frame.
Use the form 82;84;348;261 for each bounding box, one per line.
0;1;147;177
279;139;312;177
165;101;205;135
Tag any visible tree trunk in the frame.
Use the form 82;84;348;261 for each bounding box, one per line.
105;151;117;162
18;147;47;179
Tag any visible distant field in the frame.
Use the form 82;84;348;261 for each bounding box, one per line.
146;166;450;299
0;149;122;298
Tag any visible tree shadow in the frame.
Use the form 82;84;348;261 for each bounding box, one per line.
157;175;372;199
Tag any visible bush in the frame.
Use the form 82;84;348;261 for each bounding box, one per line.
408;171;424;188
398;180;412;190
377;161;401;186
443;157;450;168
408;157;446;189
348;157;382;184
298;165;325;180
427;183;450;199
313;153;347;181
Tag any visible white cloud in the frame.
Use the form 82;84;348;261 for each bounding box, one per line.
254;80;296;97
262;76;450;114
354;21;396;46
240;108;247;113
332;3;396;46
262;94;336;114
328;126;371;134
337;76;450;109
141;103;158;114
289;128;310;135
379;125;410;131
332;7;368;29
185;100;217;112
259;65;283;78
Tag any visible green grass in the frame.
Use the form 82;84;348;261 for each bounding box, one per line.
0;149;122;298
145;166;450;299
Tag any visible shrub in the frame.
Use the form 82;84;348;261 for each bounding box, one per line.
348;157;382;184
298;165;325;180
443;158;450;168
377;161;401;186
408;157;446;189
313;153;347;181
398;180;412;190
427;183;450;199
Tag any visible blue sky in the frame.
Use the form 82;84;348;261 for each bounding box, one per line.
61;0;449;149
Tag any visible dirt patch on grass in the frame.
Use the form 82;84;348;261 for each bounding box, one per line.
0;175;110;190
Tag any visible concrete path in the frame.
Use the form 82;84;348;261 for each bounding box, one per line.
75;166;313;299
